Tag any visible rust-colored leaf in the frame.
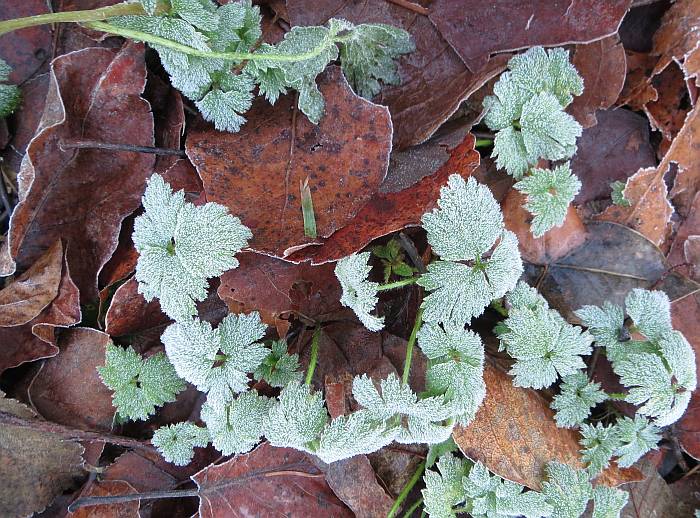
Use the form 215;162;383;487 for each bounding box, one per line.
186;66;392;259
28;327;115;432
218;252;342;336
651;0;700;80
191;442;352;517
667;106;700;218
324;456;394;518
0;246;80;374
569;36;627;128
620;460;694;517
68;480;139;518
0;393;85;518
0;240;62;327
286;1;508;149
452;364;643;491
502;188;587;265
427;0;632;72
288;133;480;264
104;277;168;339
1;42;155;301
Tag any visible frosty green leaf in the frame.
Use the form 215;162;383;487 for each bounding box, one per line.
611;415;661;468
418;175;522;324
201;390;273;455
161;312;268;408
152;422;209;466
417;323;486;425
551;372;607;428
541;461;592;518
625;288;672;342
133;174;252;321
0;58;21;118
264;381;328;452
334;252;384;331
574;301;625;349
580;423;620;477
422;453;468;518
499;306;593;389
170;0;219;32
514;163;581;237
505;281;549;312
254;339;302;388
316;409;398;463
206;0;260;52
98;344;185;421
610;180;630;207
591;486;628;518
195;75;254;132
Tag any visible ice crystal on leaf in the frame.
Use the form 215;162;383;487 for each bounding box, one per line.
498;306;593;389
264;381;328;453
611;415;661;468
418;175;522;324
98;344;185;421
505;281;548;311
195;74;255;132
417;323;486;425
152;422;209;466
625;288;673;342
514;163;581;237
610;180;630;207
201;390;273;455
591;486;628;518
334;252;384;331
579;423;619;477
0;59;21;118
133;174;251;321
161;312;268;408
551;372;607;428
422;453;468;518
254;339;302;388
541;462;592;518
316;409;398;463
574;301;625;349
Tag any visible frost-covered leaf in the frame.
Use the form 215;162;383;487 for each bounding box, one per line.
507;46;584;107
297;78;325;123
98;344;185;421
274;25;337;90
610;181;630;207
201;390;273;455
245;54;287;104
505;281;549;311
396;416;455;445
574;301;625;349
499;306;593;389
611;415;661;468
625;289;672;342
591;486;628;518
152;422;209;466
580;423;620;477
0;58;21;118
264;381;328;452
195;75;254;132
111;15;211;52
254;339;302;388
514;163;581;237
161;313;268;408
551;371;607;428
463;461;553;518
336;20;414;98
422;453;468;518
170;0;219;32
334;252;384;331
139;0;158;15
417;323;486;425
315;409;398;463
541;462;592;518
207;0;261;52
133;174;251;321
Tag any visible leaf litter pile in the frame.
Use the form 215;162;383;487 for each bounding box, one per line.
1;1;700;517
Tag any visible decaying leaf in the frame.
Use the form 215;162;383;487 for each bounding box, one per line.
67;480;139;518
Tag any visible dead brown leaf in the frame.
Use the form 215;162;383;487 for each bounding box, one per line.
1;42;155;301
452;364;643;491
651;0;700;81
67;480;139;518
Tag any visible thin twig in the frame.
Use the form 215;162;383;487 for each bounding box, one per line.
69;488;200;511
59;139;186;157
384;0;430;15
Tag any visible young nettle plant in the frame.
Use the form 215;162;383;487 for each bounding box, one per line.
0;0;414;132
482;46;584;238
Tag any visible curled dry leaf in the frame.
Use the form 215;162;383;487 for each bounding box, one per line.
286;0;509;149
1;42;155;301
288;133;480;264
452;364;643;491
569;35;627;129
0;393;85;518
651;0;700;82
0;239;62;327
28;327;115;432
667;105;700;217
186;66;392;259
428;0;632;72
191;442;352;517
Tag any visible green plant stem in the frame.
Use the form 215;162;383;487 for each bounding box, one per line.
402;497;423;518
377;277;419;291
475;138;493;148
0;2;145;36
305;325;322;385
607;392;628;400
84;21;352;62
402;307;424;385
387;461;426;518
